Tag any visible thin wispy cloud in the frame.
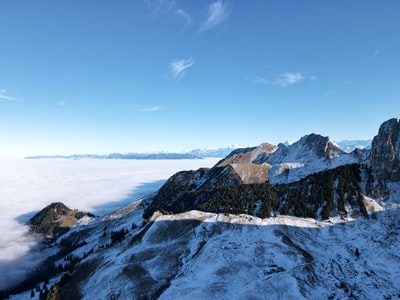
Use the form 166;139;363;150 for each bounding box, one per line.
0;89;16;101
144;0;175;17
170;57;194;79
144;1;192;32
275;72;303;87
309;75;318;81
176;9;192;30
324;81;352;97
200;1;230;32
138;106;161;112
372;48;380;59
58;100;65;107
250;76;269;85
144;1;229;33
249;72;310;87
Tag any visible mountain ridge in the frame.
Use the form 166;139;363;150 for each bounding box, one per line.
144;118;399;220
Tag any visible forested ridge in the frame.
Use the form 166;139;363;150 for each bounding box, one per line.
145;164;368;220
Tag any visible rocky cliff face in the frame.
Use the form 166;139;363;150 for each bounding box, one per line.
369;118;400;182
143;165;243;219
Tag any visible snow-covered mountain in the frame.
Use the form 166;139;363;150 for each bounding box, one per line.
3;118;400;300
217;134;362;184
189;146;238;158
335;139;372;153
282;139;371;153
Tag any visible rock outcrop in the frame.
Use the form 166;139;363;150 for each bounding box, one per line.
27;202;92;239
369;118;400;182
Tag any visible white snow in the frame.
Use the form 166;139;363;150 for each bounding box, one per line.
153;210;325;228
75;207;400;300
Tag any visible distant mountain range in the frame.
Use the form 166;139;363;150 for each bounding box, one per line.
25;141;370;160
334;139;372;152
25;152;204;160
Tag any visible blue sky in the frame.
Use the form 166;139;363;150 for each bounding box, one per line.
1;1;399;158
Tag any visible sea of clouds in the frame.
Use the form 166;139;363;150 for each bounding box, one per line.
0;158;219;291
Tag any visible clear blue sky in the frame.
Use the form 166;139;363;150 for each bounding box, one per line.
1;1;399;158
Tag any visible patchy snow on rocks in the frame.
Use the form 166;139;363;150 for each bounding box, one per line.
71;204;400;300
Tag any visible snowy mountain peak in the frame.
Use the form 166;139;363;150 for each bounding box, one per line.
296;133;343;159
237;133;352;184
216;136;349;184
254;133;343;166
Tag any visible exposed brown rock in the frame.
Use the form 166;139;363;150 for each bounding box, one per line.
27;202;91;239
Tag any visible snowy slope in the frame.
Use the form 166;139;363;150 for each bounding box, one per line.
6;172;400;300
12;199;398;300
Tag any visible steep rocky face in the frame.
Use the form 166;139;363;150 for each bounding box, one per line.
28;202;91;239
263;134;344;165
217;143;277;166
143;165;243;218
370;118;400;181
216;144;277;184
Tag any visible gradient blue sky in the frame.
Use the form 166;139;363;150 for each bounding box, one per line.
1;1;399;158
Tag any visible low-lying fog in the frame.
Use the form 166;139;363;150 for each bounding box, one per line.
0;158;219;291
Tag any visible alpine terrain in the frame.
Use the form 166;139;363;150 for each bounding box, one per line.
2;118;400;300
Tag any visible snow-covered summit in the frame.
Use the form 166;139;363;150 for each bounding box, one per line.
218;133;356;184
